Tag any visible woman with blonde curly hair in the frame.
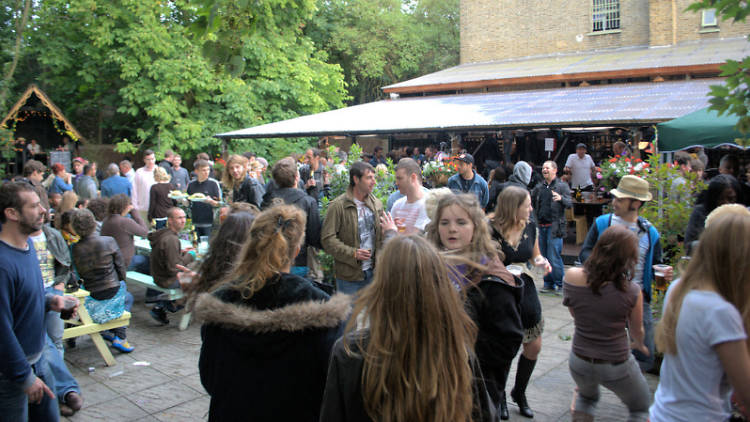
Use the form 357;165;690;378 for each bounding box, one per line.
194;205;350;421
425;193;524;422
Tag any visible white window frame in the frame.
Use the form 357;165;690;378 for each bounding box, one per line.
702;9;718;27
591;0;620;32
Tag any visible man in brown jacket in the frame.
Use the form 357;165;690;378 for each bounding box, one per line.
148;207;194;325
321;161;384;295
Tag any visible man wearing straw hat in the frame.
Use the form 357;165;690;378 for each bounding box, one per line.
579;175;674;373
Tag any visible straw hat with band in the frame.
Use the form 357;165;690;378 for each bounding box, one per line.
610;175;652;202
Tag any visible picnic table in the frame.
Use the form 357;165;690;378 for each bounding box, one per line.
131;235;205;330
62;289;131;366
133;236;203;256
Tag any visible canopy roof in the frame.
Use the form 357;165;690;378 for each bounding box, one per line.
1;84;85;142
656;107;748;152
383;37;748;94
217;79;716;139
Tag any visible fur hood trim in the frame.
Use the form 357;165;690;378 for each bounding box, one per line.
193;292;352;333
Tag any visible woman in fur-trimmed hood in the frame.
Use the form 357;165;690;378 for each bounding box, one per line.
194;205;351;422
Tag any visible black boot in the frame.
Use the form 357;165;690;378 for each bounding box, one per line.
511;356;537;418
499;391;509;420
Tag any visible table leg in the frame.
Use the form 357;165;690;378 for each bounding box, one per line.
76;300;118;366
90;333;117;366
178;312;191;331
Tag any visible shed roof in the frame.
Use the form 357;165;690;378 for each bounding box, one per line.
383;37;748;94
217;79;716;139
1;84;86;142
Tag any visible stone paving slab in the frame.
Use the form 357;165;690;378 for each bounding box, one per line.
61;279;659;421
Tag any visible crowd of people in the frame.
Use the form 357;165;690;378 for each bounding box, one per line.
1;138;749;422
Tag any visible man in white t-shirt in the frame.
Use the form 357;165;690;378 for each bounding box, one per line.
564;143;596;190
382;158;430;236
131;150;157;223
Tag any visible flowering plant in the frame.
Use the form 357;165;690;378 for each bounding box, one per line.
422;159;458;187
599;156;651;190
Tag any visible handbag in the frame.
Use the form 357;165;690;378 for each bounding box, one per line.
83;283;127;324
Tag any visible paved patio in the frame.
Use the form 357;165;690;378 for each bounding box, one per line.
61;279;659;422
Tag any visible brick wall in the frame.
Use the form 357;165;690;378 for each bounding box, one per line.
461;0;750;64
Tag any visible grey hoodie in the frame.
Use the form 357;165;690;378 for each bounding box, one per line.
512;161;532;186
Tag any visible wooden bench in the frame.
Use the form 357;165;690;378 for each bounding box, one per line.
62;289;131;366
125;271;192;331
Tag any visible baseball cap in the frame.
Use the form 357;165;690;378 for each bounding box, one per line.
455;153;474;164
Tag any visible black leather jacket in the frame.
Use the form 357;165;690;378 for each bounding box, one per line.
72;235;126;296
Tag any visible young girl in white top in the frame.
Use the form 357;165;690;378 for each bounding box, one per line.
650;207;750;421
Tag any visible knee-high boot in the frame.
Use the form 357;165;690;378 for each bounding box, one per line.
511;356;536;418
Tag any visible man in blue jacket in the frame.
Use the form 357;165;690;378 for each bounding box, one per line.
0;181;74;421
579;175;673;372
447;153;489;209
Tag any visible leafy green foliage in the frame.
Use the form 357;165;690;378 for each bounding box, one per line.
639;156;706;268
3;0;346;158
307;0;459;104
687;0;750;145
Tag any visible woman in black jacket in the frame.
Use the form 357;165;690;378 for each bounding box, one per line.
426;193;524;421
194;205;350;422
320;235;492;422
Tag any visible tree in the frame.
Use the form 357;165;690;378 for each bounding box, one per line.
0;0;33;112
688;0;750;145
308;0;460;105
21;0;346;160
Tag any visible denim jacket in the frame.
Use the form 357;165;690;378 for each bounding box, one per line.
448;171;490;208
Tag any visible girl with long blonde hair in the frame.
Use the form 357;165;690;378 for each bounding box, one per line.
54;190;78;230
425;193;524;421
194;205;350;422
320;235;488;422
650;209;750;421
489;186;551;419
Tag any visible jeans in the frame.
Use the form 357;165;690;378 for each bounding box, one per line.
290;266;309;278
44;287;64;354
129;254;159;301
44;336;79;403
568;352;650;421
194;225;212;238
335;269;373;296
632;300;655;372
0;351;59;422
539;226;564;289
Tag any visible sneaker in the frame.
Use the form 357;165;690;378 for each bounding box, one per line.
539;286;556;293
111;337;134;353
150;307;170;325
59;403;75;417
100;332;115;342
64;391;84;411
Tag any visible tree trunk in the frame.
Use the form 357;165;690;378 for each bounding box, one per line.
0;0;32;112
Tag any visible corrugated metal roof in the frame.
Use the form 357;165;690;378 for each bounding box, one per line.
383;38;748;91
217;79;717;139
